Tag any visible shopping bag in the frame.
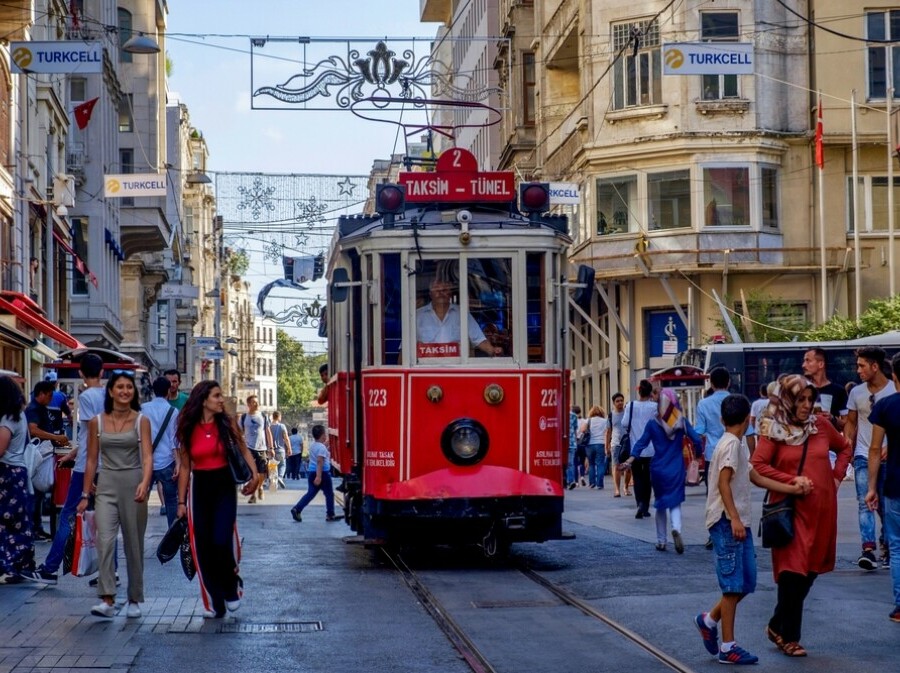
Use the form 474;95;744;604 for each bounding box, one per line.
71;511;99;577
685;458;702;486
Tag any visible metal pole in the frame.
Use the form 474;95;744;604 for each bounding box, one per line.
851;89;862;322
214;215;222;383
889;80;896;297
817;91;827;323
45;203;54;345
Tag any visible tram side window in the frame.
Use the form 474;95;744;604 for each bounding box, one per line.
382;253;402;365
526;253;545;363
466;257;512;358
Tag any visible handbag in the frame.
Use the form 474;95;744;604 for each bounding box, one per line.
759;438;809;549
156;517;188;564
71;511;99;577
180;536;196;581
615;402;634;464
30;439;56;493
224;430;253;484
686;457;702;486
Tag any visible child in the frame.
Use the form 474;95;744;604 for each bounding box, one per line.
694;394;810;665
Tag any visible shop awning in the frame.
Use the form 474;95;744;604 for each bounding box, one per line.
0;291;84;350
53;229;98;289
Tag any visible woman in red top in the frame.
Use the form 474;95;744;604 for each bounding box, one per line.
176;381;259;618
751;375;851;657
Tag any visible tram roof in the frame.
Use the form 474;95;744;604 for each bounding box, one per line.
337;205;569;242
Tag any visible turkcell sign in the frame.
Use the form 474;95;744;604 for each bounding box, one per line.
662;42;754;76
104;173;168;198
10;41;102;74
400;171;515;202
549;182;580;205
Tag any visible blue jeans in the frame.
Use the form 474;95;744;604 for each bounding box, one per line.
42;470;85;574
587;444;606;488
151;462;179;528
566;445;576;484
292;472;335;517
710;514;757;595
853;455;886;550
274;450;286;479
884;496;900;607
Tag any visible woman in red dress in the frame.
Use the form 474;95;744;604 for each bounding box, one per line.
176;381;259;618
751;375;851;657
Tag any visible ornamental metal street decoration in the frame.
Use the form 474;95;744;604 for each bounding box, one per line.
249;37;507;111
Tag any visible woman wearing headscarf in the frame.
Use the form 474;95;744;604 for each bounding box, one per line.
751;375;851;657
0;376;36;583
176;381;259;618
622;389;702;553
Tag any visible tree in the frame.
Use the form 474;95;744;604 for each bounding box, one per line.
804;295;900;340
276;329;327;426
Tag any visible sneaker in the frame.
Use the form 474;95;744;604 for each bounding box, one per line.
90;602;116;619
225;598;240;612
325;514;343;522
290;508;302;522
202;609;225;619
17;569;56;585
882;554;891;569
635;509;645;519
694;613;719;655
567;482;576;490
705;537;714;550
580;477;587;486
1;573;24;585
858;549;878;571
889;607;900;622
125;602;141;618
89;573;120;588
672;530;684;555
34;529;52;541
718;645;759;665
247;495;257;504
277;478;287;489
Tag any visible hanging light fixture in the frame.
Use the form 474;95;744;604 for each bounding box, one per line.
185;171;212;185
122;33;160;54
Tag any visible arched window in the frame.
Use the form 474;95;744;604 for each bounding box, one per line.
118;8;133;63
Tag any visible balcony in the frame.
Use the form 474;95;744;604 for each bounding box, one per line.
120;201;172;258
0;0;30;41
420;0;451;22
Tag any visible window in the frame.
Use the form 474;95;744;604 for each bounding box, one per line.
612;19;661;109
648;170;690;230
847;176;900;232
118;94;133;132
866;10;900;99
156;300;169;346
526;253;545;363
71;217;89;295
522;52;536;125
596;175;638;234
69;78;86;102
119;148;134;206
382;253;402;364
176;333;186;374
761;167;779;229
703;167;750;226
117;8;133;63
700;12;740;99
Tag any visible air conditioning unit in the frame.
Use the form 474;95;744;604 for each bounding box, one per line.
52;175;76;207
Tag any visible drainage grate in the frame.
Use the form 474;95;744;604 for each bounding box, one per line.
218;621;323;634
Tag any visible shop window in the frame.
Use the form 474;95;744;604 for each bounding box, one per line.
703;167;750;226
648;170;691;230
597;175;638;234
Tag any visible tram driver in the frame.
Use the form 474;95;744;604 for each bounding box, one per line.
416;279;503;358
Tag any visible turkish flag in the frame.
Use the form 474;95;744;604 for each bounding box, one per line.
73;97;99;130
815;94;824;170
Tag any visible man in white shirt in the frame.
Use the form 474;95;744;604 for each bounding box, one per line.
416;279;500;357
141;376;180;527
241;395;273;503
846;346;895;570
622;379;658;519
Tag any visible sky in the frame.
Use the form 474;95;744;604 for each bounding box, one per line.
166;1;440;351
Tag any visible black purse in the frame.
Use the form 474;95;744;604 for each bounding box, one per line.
156;517;188;564
759;438;808;549
225;430;253;484
615;402;634;464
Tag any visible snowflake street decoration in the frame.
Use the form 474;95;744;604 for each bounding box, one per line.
263;237;284;264
237;178;276;220
251;39;506;111
295;196;327;226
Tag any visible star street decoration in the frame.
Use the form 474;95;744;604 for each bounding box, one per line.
237;178;276;220
249;38;508;111
336;176;355;196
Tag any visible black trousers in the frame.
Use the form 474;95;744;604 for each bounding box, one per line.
632;457;652;514
769;571;818;643
190;467;240;615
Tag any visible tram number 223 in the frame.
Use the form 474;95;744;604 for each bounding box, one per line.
368;388;388;407
540;389;558;408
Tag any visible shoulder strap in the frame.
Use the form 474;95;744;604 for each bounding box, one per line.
152;406;176;451
135;413;143;441
240;413;246;430
797;437;810;476
626;402;634;433
97;413;103;437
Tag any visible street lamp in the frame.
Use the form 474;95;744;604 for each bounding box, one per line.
122;33;160;54
186;171;212;185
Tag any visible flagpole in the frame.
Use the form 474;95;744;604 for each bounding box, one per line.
851;89;862;322
816;92;827;322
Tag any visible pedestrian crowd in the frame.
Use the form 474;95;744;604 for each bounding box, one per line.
569;345;899;663
0;356;328;622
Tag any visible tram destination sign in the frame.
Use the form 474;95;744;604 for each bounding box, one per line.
399;148;515;203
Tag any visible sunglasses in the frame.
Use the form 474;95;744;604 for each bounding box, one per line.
110;369;135;377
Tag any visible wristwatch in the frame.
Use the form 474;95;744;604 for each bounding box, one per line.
79;492;89;500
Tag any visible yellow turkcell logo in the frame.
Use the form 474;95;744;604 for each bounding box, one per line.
106;178;121;194
12;47;32;69
665;48;684;69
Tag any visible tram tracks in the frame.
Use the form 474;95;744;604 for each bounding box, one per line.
382;547;698;673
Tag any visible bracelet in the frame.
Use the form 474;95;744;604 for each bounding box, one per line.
80;492;89;499
178;501;186;506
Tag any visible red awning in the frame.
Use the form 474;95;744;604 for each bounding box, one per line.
0;291;84;350
53;229;98;289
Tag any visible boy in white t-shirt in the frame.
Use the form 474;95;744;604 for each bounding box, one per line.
694;394;809;665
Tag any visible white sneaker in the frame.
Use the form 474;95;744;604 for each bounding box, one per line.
202;609;225;619
125;602;142;618
90;602;116;619
225;598;240;612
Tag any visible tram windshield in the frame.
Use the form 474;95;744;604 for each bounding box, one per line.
414;258;513;361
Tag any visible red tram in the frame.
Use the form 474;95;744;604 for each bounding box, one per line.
322;149;571;553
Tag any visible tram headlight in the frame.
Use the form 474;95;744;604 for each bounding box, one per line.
441;418;489;466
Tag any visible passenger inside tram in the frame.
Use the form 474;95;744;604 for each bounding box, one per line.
416;278;502;358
